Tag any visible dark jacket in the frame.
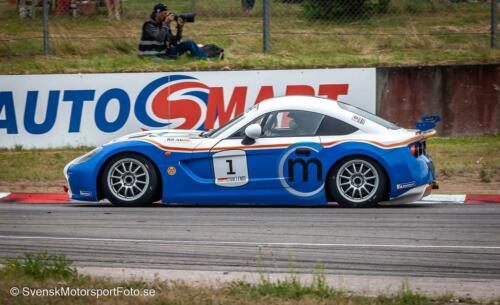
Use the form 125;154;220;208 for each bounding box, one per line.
138;17;182;56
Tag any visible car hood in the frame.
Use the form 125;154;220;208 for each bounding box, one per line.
106;129;213;152
115;129;204;141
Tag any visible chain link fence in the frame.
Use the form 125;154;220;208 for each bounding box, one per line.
192;0;496;52
0;0;498;59
262;0;496;51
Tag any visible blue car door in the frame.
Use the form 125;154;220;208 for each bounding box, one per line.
208;110;326;203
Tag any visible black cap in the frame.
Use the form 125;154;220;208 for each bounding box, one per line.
153;3;168;13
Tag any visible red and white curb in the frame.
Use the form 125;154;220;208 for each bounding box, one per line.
417;194;466;204
0;193;499;204
0;193;70;204
0;193;10;200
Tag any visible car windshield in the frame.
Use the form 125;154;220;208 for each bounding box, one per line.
338;101;400;130
202;114;246;138
201;103;260;138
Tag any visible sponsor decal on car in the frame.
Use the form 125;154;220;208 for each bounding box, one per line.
351;114;366;125
79;191;93;197
279;143;324;197
213;150;249;187
396;181;417;190
216;176;247;184
167;166;177;176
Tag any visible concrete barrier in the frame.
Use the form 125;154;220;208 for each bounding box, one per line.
377;64;500;135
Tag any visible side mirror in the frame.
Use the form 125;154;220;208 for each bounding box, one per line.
242;124;261;145
245;124;262;139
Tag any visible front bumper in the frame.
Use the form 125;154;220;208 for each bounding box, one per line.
64;157;99;202
63;160;73;199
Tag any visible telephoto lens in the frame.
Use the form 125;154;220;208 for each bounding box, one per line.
175;13;196;23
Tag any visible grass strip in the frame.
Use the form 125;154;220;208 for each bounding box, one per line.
1;252;490;305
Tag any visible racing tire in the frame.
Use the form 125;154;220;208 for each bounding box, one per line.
101;154;159;206
328;156;387;208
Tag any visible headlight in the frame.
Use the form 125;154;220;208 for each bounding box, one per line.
74;147;102;164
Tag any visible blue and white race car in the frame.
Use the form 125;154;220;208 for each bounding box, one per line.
64;96;438;207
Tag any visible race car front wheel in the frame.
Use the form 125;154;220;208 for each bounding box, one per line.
328;156;387;208
101;154;159;206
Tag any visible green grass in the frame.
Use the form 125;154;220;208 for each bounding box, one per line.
0;0;499;74
427;135;500;181
3;252;76;280
0;252;487;305
0;147;90;182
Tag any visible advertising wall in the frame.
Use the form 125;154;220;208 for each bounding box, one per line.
0;68;376;148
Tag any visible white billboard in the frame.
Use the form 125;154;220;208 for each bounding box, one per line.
0;68;375;148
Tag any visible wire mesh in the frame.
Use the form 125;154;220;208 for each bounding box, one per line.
0;0;496;58
266;0;492;48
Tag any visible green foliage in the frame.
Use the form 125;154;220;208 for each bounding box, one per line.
302;0;391;21
480;168;491;183
374;0;454;14
375;0;391;13
0;256;485;305
3;252;76;280
376;280;432;305
227;264;433;303
234;255;337;299
399;0;445;14
311;261;328;295
228;271;340;299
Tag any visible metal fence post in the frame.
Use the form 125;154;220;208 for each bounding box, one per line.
492;0;498;48
191;0;197;13
263;0;271;53
43;0;49;55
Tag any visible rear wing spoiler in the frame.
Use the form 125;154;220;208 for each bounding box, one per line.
416;115;441;133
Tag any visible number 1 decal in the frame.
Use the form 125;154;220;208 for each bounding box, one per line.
213;150;249;187
226;160;236;175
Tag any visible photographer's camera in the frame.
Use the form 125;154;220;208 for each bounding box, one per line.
173;13;196;23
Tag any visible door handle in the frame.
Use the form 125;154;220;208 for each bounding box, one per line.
295;147;311;157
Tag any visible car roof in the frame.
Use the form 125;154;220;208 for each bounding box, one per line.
254;95;346;119
213;95;408;140
246;95;388;135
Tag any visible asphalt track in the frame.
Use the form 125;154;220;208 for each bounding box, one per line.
1;201;500;298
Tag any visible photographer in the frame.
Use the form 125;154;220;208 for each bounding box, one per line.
138;3;207;60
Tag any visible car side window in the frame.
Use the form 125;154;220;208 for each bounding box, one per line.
262;110;324;138
315;115;359;136
229;114;267;138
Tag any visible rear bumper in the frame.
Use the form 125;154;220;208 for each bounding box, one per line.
380;183;433;206
381;152;436;205
383;144;437;199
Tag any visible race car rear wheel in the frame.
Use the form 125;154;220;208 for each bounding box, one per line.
101;154;159;206
328;156;387;208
